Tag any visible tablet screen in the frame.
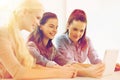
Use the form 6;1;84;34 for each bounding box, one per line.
103;49;119;76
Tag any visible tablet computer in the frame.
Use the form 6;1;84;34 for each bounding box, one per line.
103;49;119;76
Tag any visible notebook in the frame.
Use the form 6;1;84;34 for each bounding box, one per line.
103;49;119;76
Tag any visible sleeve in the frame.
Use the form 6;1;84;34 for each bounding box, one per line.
54;36;76;65
53;47;68;66
0;31;24;78
87;38;102;64
27;41;57;67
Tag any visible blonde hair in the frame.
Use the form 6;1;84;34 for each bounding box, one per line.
7;0;43;68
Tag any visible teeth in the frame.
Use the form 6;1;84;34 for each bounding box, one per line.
50;33;55;36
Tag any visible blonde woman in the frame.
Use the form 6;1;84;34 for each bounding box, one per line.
0;0;76;79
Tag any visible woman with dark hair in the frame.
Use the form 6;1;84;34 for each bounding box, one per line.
55;9;101;65
54;9;105;78
27;12;70;67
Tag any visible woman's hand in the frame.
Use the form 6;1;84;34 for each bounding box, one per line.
34;64;77;78
85;63;105;78
56;66;77;78
115;63;120;71
76;63;105;78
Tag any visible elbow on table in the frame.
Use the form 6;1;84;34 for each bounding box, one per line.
12;68;28;80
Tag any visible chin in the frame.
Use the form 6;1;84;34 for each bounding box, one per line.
73;39;79;42
49;37;54;40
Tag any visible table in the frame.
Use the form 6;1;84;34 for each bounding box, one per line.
2;71;120;80
41;71;120;80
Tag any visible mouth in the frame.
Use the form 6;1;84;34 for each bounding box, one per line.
73;35;78;39
49;32;56;37
72;35;80;41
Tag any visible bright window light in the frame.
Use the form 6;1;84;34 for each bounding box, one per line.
0;0;20;26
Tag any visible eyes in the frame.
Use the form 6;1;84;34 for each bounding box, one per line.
49;24;58;29
69;20;86;33
36;16;41;20
72;27;84;33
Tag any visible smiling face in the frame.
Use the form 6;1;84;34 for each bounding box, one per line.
68;20;86;43
66;9;87;44
40;18;58;40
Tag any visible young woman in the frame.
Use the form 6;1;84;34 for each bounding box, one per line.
55;9;101;65
54;9;105;78
27;12;68;67
0;0;76;79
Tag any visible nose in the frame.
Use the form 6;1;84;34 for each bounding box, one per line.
53;27;57;33
76;31;82;37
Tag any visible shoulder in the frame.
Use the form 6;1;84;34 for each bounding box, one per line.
85;36;90;41
55;34;67;41
85;36;93;45
27;41;37;47
0;27;12;55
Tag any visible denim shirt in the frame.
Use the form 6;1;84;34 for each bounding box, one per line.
54;33;101;65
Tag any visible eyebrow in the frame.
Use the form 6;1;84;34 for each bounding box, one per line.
49;24;58;28
49;24;54;26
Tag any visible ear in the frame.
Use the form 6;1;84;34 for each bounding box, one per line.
39;25;43;30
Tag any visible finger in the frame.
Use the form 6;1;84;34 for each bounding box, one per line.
95;67;105;74
72;70;77;78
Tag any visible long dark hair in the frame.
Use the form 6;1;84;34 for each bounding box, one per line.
65;9;87;50
28;12;57;48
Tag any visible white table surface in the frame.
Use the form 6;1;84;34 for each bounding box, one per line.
2;71;120;80
41;71;120;80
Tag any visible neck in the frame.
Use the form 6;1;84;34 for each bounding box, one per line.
42;37;49;47
73;42;78;46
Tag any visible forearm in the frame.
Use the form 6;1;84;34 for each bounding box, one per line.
71;63;91;77
14;66;72;79
76;67;89;77
72;63;105;78
14;67;56;79
77;63;92;68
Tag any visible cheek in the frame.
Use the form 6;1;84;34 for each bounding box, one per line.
69;31;74;37
80;31;85;36
42;28;49;34
81;32;84;36
69;30;76;35
24;17;33;25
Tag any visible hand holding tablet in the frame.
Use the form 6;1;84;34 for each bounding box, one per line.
103;49;119;76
